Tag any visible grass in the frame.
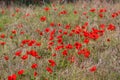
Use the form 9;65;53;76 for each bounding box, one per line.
0;1;120;80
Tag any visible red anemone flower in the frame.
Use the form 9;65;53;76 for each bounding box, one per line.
89;66;97;72
40;16;46;22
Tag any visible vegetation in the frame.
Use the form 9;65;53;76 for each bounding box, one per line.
1;0;120;6
0;1;120;80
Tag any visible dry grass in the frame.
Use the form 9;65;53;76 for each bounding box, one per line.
0;1;120;80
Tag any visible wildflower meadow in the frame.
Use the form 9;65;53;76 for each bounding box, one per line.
0;0;120;80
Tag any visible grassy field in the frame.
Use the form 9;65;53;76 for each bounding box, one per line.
0;1;120;80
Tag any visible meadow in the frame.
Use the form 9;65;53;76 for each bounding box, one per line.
0;1;120;80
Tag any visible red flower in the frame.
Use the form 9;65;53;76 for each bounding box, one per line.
74;42;82;50
15;8;20;13
48;59;56;67
12;13;15;17
83;48;90;58
0;41;6;46
0;34;5;38
40;16;46;22
46;67;53;74
45;27;50;33
4;56;9;60
36;55;41;59
107;38;110;42
55;45;64;51
78;48;90;58
10;36;13;39
39;32;43;36
107;24;116;31
1;9;5;14
99;8;106;13
8;74;17;80
112;13;116;18
89;66;97;72
31;63;38;69
21;54;28;60
90;8;96;12
57;23;62;27
83;12;87;15
99;13;103;18
57;38;63;44
89;32;99;40
58;29;63;33
50;29;56;35
28;50;38;57
21;39;30;45
15;50;22;56
50;22;55;27
48;41;54;46
28;40;36;46
20;31;24;35
65;24;70;29
62;50;68;56
18;69;24;75
35;42;41;46
74;10;78;14
99;24;105;29
34;71;38;77
69;32;73;36
52;53;56;57
25;13;30;17
63;31;68;35
83;38;89;44
99;30;105;36
44;7;50;12
65;44;73;49
74;26;82;34
78;49;84;55
84;51;90;58
12;30;17;34
49;36;54;40
83;31;89;37
60;10;67;15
